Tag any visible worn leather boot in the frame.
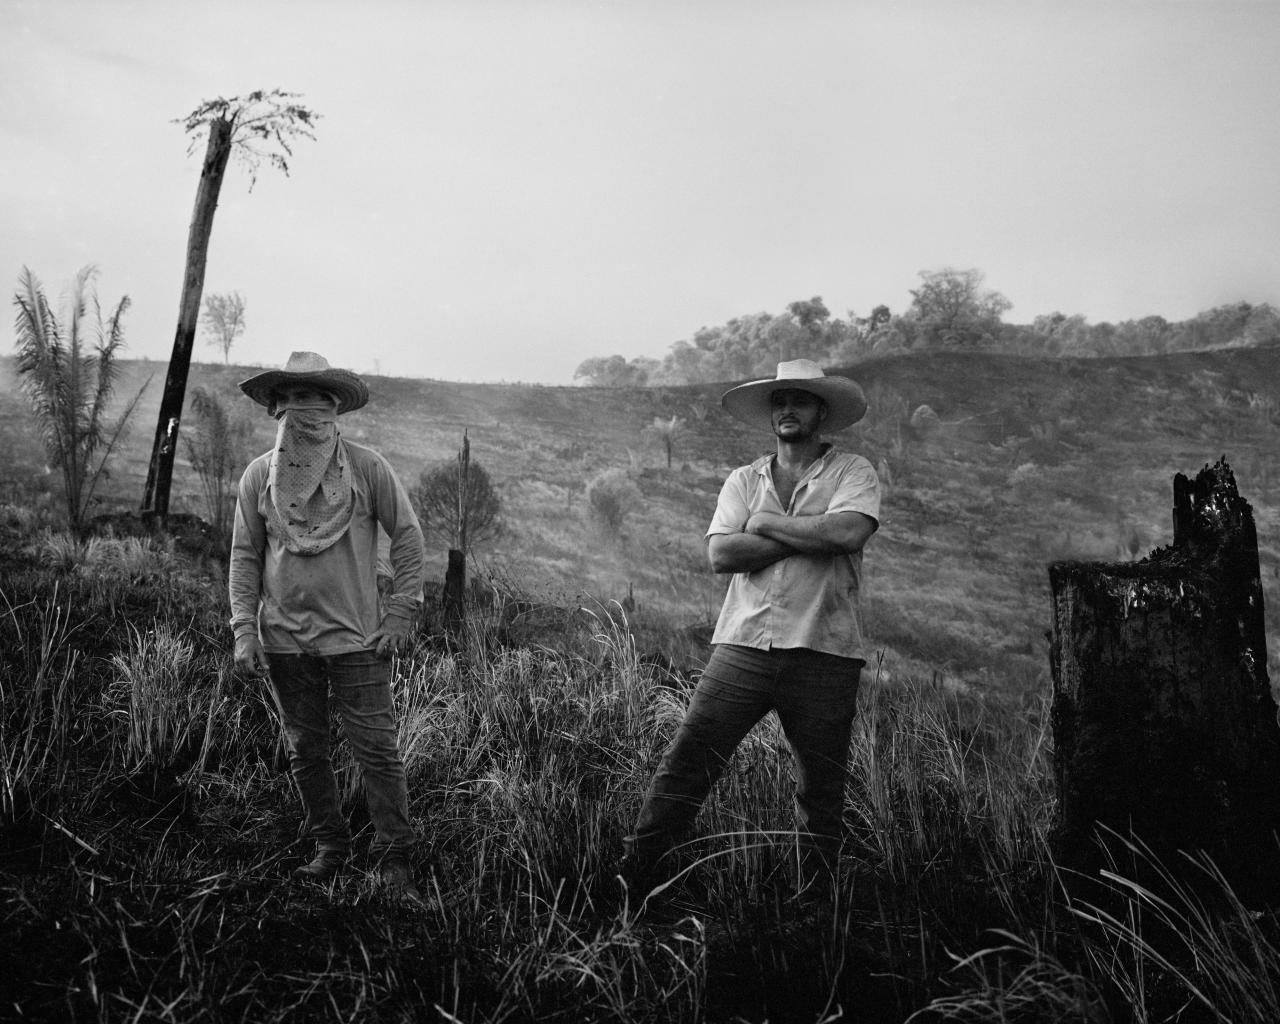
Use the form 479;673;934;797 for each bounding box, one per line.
293;849;347;881
377;856;423;903
618;846;678;908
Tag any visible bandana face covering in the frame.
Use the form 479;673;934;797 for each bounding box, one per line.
267;398;356;555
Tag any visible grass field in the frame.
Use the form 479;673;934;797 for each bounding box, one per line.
2;346;1279;1021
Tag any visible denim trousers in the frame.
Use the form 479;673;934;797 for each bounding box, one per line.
268;651;414;860
628;644;862;870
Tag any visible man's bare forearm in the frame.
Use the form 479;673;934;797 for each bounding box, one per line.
745;510;877;555
707;532;796;574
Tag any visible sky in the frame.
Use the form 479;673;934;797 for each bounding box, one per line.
3;0;1279;385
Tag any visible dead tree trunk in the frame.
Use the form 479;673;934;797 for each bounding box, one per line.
140;114;234;524
1049;458;1280;891
456;431;470;559
442;432;470;640
443;549;466;638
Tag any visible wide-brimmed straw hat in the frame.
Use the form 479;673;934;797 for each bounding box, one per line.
239;351;369;415
721;359;867;431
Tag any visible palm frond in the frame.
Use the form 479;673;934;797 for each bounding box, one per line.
59;265;99;516
86;293;130;456
13;266;57;365
11;265;130;532
12;266;69;465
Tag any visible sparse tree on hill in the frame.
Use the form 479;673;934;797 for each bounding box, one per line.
830;304;894;362
183;385;253;544
907;267;1011;348
650;297;858;384
201;291;246;362
573;354;654;387
868;304;892;332
787;296;830;332
141;89;318;525
413;449;502;555
1031;312;1091;355
12;265;149;534
1114;315;1171;355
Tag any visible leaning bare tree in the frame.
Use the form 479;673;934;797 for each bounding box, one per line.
140;90;317;525
201;291;247;363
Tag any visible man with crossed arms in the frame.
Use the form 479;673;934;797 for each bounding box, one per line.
622;359;880;899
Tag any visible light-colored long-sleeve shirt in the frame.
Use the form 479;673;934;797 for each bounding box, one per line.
229;440;426;655
706;446;880;662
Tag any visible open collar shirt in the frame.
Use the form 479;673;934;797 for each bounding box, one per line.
706;445;880;663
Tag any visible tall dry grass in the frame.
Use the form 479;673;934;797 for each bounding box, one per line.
2;515;1279;1022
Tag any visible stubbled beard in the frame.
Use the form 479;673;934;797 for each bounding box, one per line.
774;419;817;441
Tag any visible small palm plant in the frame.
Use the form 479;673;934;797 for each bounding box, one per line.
648;414;685;470
12;265;148;534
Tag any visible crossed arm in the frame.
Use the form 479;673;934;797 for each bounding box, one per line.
706;510;878;574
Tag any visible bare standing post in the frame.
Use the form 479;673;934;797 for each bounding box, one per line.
457;430;470;558
141;90;317;526
443;431;470;637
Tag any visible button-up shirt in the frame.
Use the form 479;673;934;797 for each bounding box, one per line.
706;445;880;662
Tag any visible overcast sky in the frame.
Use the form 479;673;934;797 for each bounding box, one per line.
3;0;1278;384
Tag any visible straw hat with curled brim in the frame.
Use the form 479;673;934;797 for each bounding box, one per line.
720;359;867;432
239;351;369;415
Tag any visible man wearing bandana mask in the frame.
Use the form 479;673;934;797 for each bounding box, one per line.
229;352;426;898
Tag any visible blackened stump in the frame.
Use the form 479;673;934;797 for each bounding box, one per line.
1048;458;1280;892
443;548;466;636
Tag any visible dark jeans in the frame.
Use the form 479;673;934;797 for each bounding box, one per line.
268;651;414;860
627;644;862;872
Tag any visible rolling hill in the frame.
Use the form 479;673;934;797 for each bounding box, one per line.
3;346;1277;693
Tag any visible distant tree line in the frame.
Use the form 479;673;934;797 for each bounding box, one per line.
574;267;1280;386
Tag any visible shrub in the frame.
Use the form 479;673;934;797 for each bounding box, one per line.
182;385;252;544
413;455;502;554
585;467;642;536
106;622;208;771
36;530;90;573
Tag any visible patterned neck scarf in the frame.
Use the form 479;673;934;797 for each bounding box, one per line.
267;398;355;555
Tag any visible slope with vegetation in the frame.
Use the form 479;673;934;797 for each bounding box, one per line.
6;342;1276;687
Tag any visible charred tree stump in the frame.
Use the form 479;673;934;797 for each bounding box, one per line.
1048;458;1280;893
442;432;471;642
443;548;466;638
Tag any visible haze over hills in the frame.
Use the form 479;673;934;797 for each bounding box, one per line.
2;346;1277;693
